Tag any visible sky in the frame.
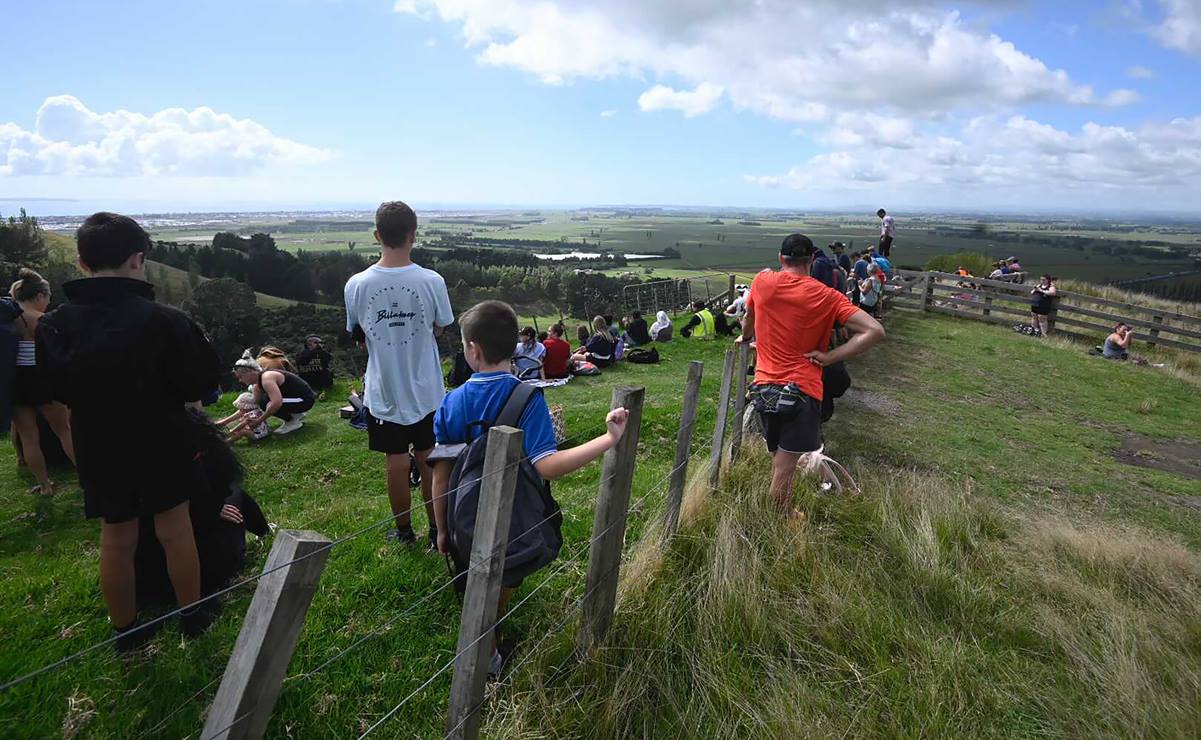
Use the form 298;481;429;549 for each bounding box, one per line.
3;0;1201;215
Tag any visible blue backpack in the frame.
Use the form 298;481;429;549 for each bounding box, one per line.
445;382;562;592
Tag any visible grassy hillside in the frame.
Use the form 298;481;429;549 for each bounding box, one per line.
1;311;1200;736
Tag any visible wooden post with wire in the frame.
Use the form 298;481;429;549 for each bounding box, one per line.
446;426;524;740
708;349;736;487
664;362;703;541
729;342;749;462
577;386;645;656
202;529;332;740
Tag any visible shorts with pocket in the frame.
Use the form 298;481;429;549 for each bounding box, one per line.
367;410;436;455
759;394;823;454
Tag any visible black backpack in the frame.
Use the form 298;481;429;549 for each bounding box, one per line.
445;382;563;593
625;347;660;364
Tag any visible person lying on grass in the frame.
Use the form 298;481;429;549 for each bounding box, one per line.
430;300;628;675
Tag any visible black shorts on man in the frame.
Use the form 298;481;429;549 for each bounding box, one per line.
759;394;823;454
367;410;436;454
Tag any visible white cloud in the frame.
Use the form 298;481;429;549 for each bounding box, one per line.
1126;64;1156;78
397;0;1136;121
599;109;617;118
637;83;723;117
746;114;1201;206
1149;0;1201;56
0;95;331;177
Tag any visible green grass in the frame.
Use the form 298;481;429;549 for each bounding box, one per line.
3;311;1201;737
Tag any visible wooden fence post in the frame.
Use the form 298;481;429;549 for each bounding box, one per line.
446;426;524;740
982;294;993;317
922;273;935;311
727;273;736;302
729;342;749;462
708;349;736;488
202;529;332;740
664;362;703;541
446;427;521;740
1149;314;1163;347
577;387;645;656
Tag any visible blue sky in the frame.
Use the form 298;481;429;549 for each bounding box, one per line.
3;0;1201;215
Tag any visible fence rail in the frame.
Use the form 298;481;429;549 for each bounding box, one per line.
893;269;1201;353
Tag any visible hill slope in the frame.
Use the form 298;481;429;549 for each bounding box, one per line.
1;312;1199;736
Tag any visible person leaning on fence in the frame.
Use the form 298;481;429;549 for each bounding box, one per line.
571;316;616;368
345;200;455;549
739;233;885;521
36;212;224;650
680;300;716;339
429;300;629;673
1029;274;1057;337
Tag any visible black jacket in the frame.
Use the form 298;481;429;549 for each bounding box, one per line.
36;278;222;490
0;296;24;431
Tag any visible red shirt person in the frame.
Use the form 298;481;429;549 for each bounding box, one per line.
542;324;572;379
741;233;885;518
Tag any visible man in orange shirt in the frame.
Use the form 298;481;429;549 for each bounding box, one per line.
739;234;885;517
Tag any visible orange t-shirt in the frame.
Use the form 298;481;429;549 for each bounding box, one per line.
747;270;859;401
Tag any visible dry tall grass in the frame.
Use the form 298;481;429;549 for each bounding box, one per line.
486;451;1201;737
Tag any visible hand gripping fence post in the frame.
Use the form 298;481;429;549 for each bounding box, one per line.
708;349;736;488
664;361;703;541
577;386;645;656
729;342;749;462
202;529;331;740
445;426;524;740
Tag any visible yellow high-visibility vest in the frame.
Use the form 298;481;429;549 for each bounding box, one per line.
694;309;716;339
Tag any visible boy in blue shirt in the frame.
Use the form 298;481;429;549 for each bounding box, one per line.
431;300;628;671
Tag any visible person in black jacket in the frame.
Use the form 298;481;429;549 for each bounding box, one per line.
37;212;224;651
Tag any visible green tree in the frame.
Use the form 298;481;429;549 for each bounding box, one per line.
0;209;49;284
925;251;993;277
183;278;261;381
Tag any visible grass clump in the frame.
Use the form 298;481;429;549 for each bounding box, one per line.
487;450;1201;737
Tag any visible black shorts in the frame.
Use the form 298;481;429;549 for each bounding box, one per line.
367;410;436;455
12;366;53;408
759;394;823;454
257;395;315;421
83;459;204;523
879;234;894;255
1031;306;1051;316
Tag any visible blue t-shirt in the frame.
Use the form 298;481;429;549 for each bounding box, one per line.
853;259;870;280
434;371;557;464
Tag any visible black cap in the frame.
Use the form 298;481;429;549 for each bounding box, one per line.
780;233;816;259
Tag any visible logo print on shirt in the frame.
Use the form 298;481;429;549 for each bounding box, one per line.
366;286;425;347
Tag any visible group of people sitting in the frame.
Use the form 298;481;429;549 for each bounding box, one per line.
512;310;677;380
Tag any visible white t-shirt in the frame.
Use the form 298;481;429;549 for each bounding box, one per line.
880;215;896;238
344;263;454;425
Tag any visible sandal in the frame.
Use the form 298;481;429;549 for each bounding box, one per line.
30;483;54;496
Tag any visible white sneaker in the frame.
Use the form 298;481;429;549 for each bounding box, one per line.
276;416;305;435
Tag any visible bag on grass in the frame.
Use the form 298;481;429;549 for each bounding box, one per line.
445;382;563;593
572;360;601;376
549;403;567;446
625;347;660;364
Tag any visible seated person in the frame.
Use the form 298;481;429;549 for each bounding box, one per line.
570;316;616;368
604;314;620;339
1103;323;1134;360
216;392;270;441
680;301;716;339
513;326;546;380
576;324;590;348
135;410;268;605
430;300;628;675
541;324;572;379
649;310;673;342
622;311;652;347
296;335;333;392
232;350;317;435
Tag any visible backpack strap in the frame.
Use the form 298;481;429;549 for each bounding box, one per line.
496;381;536;429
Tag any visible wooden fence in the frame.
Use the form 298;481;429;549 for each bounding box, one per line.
889;269;1201;354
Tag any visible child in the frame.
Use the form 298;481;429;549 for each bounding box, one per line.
430;300;628;673
513;326;546;380
37;212;223;649
217;392;270;441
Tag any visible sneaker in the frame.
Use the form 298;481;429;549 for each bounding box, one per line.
180;601;221;637
487;643;514;679
276;416;305;435
386;527;417;545
427;526;438;552
114;617;162;653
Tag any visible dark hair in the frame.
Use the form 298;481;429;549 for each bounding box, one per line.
10;268;49;302
76;212;151;272
631;311;642;319
603;314;614;326
780;233;815;264
877;208;887;217
692;300;706;311
549;323;564;337
375;200;418;248
520;326;536;339
537;331;548;342
460;300;518;364
577;325;589;344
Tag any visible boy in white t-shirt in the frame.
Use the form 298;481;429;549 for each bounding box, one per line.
345;201;454;547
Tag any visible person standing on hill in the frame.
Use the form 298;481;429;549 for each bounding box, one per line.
345;201;454;548
37;212;223;649
739;234;885;520
1029;274;1057;337
297;335;333;392
877;209;896;257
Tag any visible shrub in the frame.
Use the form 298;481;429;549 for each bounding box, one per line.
926;251;993;277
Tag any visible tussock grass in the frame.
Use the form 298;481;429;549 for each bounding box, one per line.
487;451;1201;737
1057;278;1200;320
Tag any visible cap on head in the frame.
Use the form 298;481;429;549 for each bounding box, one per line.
780;233;815;261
